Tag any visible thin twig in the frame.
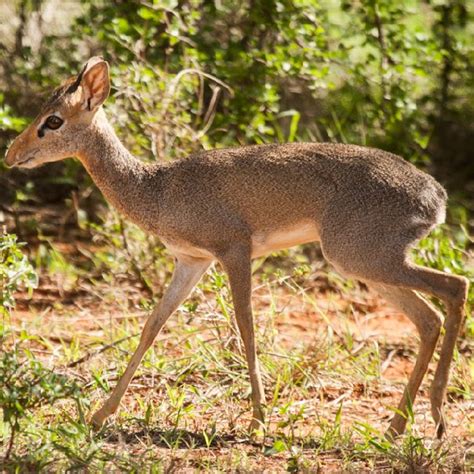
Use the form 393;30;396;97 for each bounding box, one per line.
381;348;398;374
67;333;139;368
4;424;16;461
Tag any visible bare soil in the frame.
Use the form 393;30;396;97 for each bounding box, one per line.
5;233;474;471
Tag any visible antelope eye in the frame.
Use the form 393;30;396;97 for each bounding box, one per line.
44;115;63;130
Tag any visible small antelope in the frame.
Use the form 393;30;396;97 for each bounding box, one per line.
5;57;468;438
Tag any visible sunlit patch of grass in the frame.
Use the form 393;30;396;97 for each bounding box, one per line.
352;420;468;472
1;221;472;470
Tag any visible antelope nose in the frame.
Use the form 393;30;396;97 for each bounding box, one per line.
4;142;19;168
4;150;15;168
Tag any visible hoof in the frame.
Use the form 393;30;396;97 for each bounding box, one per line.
248;417;265;435
90;409;108;431
431;403;446;439
386;415;407;440
384;426;401;442
436;418;446;439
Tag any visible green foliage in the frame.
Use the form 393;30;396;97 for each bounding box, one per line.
0;348;80;430
0;2;472;470
73;1;331;145
0;232;37;317
0;341;84;461
0;94;27;134
3;0;472;164
353;420;458;472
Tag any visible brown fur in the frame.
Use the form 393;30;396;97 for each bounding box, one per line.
5;58;468;438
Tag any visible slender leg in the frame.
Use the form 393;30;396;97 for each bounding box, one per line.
91;255;211;428
425;274;468;438
367;264;468;437
393;265;468;437
322;220;468;437
219;245;266;432
371;284;443;437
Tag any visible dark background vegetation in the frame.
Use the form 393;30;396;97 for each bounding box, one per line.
1;0;473;226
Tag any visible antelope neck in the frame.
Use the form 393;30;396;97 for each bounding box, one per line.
77;111;162;228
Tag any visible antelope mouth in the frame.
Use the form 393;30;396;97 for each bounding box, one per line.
15;153;40;168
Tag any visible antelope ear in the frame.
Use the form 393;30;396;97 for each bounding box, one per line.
80;57;110;110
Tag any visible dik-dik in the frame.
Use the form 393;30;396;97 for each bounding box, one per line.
5;57;468;438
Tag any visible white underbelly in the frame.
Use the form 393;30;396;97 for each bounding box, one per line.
251;221;319;257
163;221;319;260
162;238;215;260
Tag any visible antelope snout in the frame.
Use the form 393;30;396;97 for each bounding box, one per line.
4;134;25;168
4;132;39;169
4;143;18;168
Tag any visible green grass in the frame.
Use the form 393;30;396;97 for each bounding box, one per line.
0;221;472;472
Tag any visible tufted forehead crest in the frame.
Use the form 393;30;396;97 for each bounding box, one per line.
66;62;89;94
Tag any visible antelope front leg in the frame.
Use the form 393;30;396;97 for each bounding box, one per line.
220;244;266;433
91;255;211;428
